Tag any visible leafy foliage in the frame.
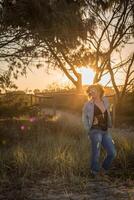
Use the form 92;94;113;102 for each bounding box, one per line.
0;0;133;93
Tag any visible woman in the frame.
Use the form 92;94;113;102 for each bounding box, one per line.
82;83;116;177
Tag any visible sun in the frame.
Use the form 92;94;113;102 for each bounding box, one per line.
77;67;95;85
78;67;111;86
50;66;111;88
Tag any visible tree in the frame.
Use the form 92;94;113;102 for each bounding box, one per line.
1;0;95;91
83;0;134;103
0;1;33;89
1;0;134;98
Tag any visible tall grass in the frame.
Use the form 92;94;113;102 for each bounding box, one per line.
0;111;134;186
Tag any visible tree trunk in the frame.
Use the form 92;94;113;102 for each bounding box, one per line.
114;93;124;127
76;73;82;93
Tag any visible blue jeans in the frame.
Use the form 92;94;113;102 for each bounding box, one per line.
89;129;116;173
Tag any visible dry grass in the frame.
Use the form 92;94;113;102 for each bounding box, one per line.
0;111;134;188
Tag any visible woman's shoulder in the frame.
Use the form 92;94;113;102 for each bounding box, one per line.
82;100;93;110
102;96;109;102
102;96;110;107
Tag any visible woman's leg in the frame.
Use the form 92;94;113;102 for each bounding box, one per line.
89;130;103;174
101;132;117;171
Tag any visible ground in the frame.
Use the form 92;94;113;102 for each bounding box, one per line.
0;109;134;200
26;178;134;200
1;176;134;200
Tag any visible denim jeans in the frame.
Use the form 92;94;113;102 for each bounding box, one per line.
89;129;116;174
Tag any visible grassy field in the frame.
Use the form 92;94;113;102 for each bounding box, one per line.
0;110;134;188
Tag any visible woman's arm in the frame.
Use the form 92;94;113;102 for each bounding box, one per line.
82;102;90;134
103;96;113;128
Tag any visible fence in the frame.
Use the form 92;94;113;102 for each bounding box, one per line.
0;92;116;127
32;93;116;127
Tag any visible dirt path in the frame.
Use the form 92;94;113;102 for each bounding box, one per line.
1;175;134;200
21;177;134;200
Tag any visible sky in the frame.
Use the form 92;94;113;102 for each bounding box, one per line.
0;33;132;92
13;66;113;91
13;43;134;91
1;18;133;91
14;67;73;91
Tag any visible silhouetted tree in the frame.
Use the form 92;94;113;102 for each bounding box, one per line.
0;0;134;96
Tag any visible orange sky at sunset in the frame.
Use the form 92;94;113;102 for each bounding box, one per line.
13;66;115;91
11;43;134;91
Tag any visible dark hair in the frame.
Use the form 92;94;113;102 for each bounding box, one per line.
86;83;104;98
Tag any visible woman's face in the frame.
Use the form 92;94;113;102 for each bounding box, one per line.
88;87;100;99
